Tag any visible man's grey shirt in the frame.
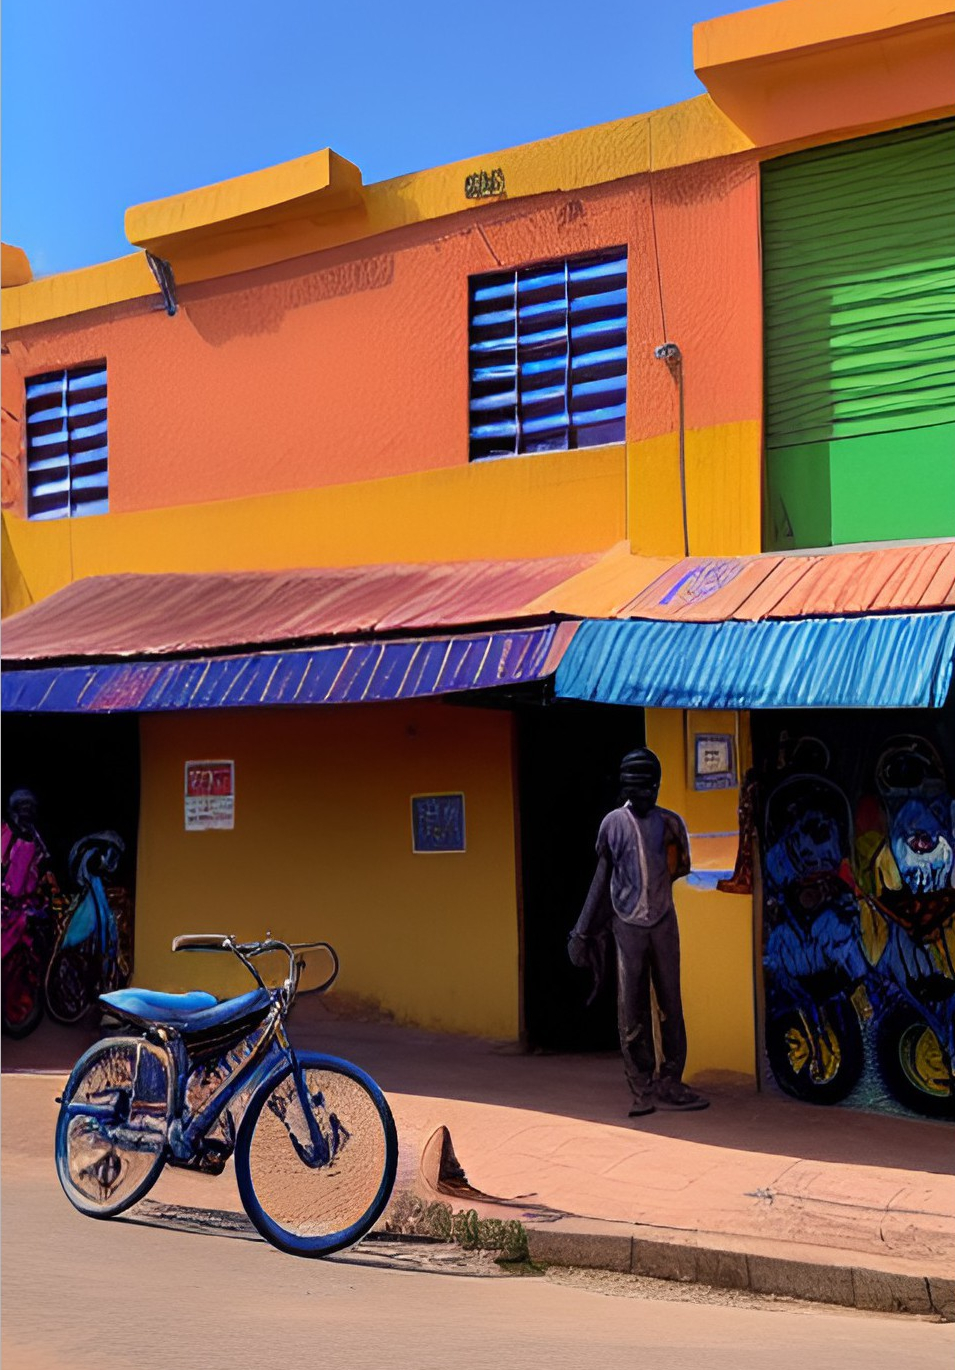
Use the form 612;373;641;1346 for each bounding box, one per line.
596;804;690;926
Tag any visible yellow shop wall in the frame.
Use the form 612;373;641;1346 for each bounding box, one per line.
646;707;756;1079
627;421;763;558
2;445;625;613
135;701;520;1039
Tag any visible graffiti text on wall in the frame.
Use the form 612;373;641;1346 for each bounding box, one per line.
465;169;506;200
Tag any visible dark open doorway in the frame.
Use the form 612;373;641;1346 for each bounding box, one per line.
517;698;644;1051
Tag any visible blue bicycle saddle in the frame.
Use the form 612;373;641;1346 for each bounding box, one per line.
101;987;270;1030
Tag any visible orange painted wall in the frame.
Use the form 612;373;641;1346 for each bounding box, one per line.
4;155;762;519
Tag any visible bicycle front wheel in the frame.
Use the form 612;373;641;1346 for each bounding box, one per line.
235;1052;398;1257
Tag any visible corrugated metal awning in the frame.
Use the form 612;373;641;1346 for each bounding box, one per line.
5;542;953;667
2;624;574;715
616;541;955;622
554;612;955;710
0;555;599;662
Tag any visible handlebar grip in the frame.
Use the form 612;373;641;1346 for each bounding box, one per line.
171;934;232;953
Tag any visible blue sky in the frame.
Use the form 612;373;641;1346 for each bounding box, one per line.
3;0;747;278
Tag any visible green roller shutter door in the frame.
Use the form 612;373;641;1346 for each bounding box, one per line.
762;119;955;549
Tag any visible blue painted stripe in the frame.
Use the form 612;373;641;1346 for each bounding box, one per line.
469;390;518;413
555;612;955;710
570;287;627;313
573;401;627;426
2;626;560;714
569;264;626;286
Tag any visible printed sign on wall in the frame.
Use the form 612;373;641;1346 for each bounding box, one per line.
185;761;235;831
411;793;466;853
693;734;737;791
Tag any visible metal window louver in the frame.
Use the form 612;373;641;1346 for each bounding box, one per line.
25;364;108;520
468;247;627;460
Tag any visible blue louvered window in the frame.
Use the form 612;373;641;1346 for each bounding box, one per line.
468;247;627;460
25;363;109;520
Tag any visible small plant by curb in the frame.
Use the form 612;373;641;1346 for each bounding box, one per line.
384;1191;543;1271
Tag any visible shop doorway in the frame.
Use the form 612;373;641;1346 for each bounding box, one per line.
517;699;644;1051
2;713;141;1059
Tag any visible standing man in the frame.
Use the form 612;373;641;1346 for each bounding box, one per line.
569;748;708;1115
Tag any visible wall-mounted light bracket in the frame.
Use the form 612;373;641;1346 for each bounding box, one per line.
146;252;178;316
654;342;682;365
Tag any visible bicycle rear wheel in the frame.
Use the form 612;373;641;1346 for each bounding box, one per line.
46;945;93;1024
1;943;44;1039
235;1051;397;1257
56;1037;171;1218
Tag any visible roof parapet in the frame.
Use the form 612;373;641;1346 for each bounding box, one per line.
1;244;33;288
694;0;955;146
125;148;364;284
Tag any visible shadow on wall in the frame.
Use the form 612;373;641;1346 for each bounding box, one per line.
183;251;397;346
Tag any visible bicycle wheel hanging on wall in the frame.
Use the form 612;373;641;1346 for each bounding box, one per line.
765;997;864;1106
235;1052;398;1257
876;1003;955;1120
55;1037;171;1218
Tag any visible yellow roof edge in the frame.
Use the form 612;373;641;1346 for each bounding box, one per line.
1;243;33;287
694;0;955;72
126;148;364;250
2;253;159;332
4;92;750;330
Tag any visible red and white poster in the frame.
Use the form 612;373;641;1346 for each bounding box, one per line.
184;761;235;831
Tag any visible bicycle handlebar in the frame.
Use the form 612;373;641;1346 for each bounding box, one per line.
171;933;340;1000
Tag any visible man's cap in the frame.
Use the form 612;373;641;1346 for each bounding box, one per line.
619;748;661;781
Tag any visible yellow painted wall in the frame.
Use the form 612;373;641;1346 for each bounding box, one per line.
678;885;755;1079
646;706;756;1078
134;700;520;1039
627;421;763;557
1;445;625;613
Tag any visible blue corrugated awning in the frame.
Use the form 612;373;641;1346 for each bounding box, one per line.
555;612;955;710
2;625;564;714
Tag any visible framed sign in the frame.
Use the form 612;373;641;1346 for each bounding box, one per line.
185;760;235;831
411;793;466;853
693;734;737;791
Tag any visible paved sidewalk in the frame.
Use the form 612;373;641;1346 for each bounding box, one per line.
4;997;953;1316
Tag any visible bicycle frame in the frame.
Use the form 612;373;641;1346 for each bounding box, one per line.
158;935;340;1169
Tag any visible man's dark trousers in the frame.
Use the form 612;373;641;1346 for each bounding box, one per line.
612;908;687;1101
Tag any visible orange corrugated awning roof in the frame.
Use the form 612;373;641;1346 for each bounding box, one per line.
0;553;603;661
620;541;955;622
3;540;952;666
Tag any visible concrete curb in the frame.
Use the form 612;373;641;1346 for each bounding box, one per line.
524;1220;955;1319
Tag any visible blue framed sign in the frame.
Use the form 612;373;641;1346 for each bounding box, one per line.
411;793;466;853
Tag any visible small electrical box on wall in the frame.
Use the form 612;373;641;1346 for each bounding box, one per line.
683;710;739;793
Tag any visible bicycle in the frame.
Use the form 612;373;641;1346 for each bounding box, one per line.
54;933;399;1257
45;833;130;1026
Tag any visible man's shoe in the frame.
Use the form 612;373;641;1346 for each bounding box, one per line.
627;1097;656;1117
654;1081;709;1111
